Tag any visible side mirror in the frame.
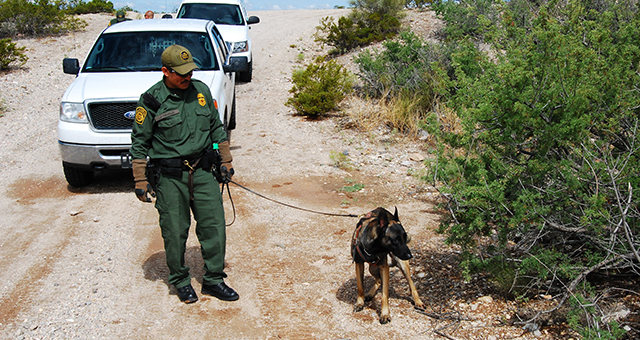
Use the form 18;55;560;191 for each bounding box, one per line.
63;58;80;75
223;57;249;73
247;16;259;25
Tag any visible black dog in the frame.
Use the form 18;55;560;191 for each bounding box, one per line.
351;207;424;324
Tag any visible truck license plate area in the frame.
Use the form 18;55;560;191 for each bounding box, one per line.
120;152;132;169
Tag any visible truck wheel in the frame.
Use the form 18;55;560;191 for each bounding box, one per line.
63;163;93;187
238;60;252;82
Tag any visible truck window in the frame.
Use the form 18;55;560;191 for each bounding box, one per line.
178;4;245;25
83;31;219;72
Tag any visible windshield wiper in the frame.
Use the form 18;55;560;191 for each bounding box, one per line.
85;66;161;72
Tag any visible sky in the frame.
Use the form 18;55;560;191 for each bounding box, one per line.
115;0;351;13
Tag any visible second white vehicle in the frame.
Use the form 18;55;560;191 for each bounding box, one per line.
177;0;259;82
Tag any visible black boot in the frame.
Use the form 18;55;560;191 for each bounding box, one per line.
201;282;239;301
176;284;198;304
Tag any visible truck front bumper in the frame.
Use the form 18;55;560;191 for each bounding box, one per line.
58;141;131;170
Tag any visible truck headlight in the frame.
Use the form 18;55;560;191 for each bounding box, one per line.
232;41;248;53
60;102;88;123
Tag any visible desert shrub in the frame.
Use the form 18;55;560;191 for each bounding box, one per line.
286;57;354;117
431;0;501;41
355;31;449;104
0;38;27;69
0;0;87;38
353;31;449;133
315;0;403;55
427;0;640;336
65;0;114;14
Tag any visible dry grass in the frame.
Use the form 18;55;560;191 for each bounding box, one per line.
340;94;461;142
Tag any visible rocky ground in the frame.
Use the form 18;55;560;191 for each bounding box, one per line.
0;9;637;340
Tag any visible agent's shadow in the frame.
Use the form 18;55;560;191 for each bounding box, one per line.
142;246;206;296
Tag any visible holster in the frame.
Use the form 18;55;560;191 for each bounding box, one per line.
146;161;161;190
201;148;224;183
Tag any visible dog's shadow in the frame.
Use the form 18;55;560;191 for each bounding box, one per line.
336;249;494;317
142;246;206;296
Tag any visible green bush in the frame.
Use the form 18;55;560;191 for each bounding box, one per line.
427;0;639;336
431;0;501;41
286;57;354;117
65;0;114;15
0;0;87;38
0;37;27;69
355;31;449;105
315;0;403;55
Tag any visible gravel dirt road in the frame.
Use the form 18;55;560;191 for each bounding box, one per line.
0;10;551;340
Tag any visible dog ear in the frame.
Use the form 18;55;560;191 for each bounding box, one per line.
393;206;399;221
378;209;390;229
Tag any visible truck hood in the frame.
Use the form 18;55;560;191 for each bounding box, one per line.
61;71;216;103
216;24;249;43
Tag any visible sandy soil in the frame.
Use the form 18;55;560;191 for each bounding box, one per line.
0;10;560;340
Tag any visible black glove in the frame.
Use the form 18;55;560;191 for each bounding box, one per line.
221;165;234;184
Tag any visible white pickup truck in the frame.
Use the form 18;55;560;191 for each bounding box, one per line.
177;0;259;82
59;19;241;187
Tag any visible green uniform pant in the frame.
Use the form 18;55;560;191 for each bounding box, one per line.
155;167;227;288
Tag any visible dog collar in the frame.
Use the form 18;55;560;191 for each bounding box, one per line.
353;221;381;264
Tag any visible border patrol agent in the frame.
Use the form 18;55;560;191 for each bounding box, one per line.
130;45;238;304
109;10;132;26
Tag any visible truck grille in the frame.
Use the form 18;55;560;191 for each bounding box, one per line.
88;102;138;130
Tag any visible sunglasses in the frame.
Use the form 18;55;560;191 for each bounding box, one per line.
169;69;193;78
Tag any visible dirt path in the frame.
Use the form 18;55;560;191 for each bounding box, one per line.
0;10;547;340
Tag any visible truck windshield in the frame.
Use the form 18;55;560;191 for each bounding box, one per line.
82;31;218;72
178;4;244;25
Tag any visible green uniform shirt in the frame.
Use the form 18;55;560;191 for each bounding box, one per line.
130;78;227;160
109;17;131;26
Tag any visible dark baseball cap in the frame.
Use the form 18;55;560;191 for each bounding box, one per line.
161;45;198;75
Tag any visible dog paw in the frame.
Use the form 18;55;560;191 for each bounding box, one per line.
354;304;364;313
379;315;391;324
414;303;425;311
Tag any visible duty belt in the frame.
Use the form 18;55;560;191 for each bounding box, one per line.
153;154;204;201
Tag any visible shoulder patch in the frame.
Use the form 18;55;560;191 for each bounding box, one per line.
197;93;206;107
135;107;147;125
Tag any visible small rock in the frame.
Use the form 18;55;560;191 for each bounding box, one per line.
409;153;425;162
522;323;539;332
477;295;493;304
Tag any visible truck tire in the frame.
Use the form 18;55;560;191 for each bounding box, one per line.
237;60;252;82
63;162;93;187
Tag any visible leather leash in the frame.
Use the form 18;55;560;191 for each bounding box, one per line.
221;179;359;226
